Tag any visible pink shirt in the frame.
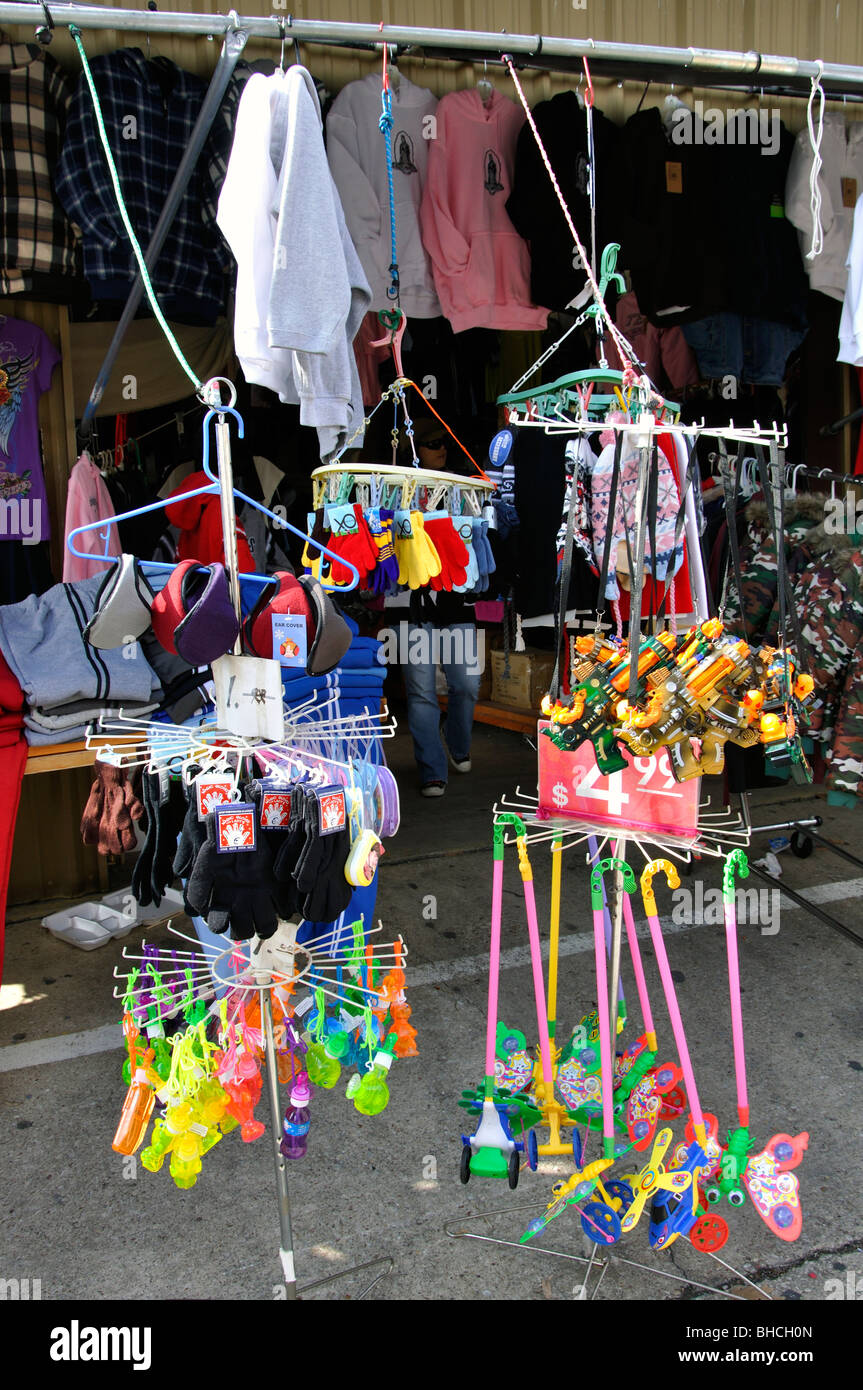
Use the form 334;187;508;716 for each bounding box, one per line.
62;452;121;583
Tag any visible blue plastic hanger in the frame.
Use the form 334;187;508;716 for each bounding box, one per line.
66;406;360;594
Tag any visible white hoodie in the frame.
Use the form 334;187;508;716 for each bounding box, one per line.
327;72;440;318
217;67;371;461
786;114;863;302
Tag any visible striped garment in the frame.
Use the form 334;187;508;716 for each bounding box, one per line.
0;42;80;298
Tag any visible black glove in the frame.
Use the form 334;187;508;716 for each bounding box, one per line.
272;783;313;909
184;811;283;941
131;770;186;908
243;779;300;921
293;790;353;925
172;767;207;880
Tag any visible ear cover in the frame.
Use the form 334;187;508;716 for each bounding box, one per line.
298;574;352;675
241;571;313;660
151;560;240;664
83;554;155;649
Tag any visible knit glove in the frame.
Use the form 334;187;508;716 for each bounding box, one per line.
395;511;442;589
293;791;353;924
272;784;312;916
425;512;469;592
81;762;145;856
366;507;400;593
301;508;331;581
470;517;496;594
452;517;480;593
172;767;207;880
132;770;187;908
184;812;283;941
326;503;378;586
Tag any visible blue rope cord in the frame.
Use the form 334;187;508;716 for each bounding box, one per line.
379;88;400;305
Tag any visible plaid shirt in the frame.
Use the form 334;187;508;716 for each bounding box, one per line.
55;48;227;323
0;43;80;298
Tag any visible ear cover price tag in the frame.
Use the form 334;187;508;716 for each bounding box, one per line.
316;785;347;836
196;771;236;821
215;802;257;853
272;613;307;669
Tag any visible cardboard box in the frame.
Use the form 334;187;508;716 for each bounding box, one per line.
490;649;556;710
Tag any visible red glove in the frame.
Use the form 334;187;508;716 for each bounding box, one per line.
326;503;379;585
425;514;469;591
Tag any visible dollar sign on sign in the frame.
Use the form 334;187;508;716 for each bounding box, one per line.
552;781;569;808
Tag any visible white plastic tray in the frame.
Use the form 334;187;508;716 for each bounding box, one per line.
42;902;134;949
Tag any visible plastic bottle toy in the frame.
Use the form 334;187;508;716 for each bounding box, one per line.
112;1013;162;1156
348;1033;397;1115
280;1073;312;1159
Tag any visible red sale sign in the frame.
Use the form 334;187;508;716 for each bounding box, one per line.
537;721;700;842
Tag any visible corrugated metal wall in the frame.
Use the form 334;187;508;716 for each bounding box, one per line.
21;1;863;131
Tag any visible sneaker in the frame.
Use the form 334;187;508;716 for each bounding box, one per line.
445;747;472;774
420;781;446;798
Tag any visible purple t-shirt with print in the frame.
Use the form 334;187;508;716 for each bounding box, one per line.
0;316;60;542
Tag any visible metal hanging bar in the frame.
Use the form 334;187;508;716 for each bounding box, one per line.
4;6;863;98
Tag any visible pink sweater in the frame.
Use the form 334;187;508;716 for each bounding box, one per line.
420;89;548;335
62;452;121;583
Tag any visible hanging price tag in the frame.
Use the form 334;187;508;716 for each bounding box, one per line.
665;161;683;194
214;802;257;853
212;654;286;742
316;786;347;836
537;721;700;842
260;780;292;829
842;177;858;209
195;771;236;821
272;613;307;669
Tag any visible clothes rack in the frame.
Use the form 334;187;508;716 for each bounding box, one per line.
3;6;863;99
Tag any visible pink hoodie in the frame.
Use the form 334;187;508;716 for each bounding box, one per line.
420;89;548;335
62;452;121;583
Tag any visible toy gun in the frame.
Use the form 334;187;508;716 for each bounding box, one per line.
757;651;815;785
543;630;678;775
618;633;757;782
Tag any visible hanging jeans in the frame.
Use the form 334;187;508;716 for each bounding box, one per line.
403;621;481;784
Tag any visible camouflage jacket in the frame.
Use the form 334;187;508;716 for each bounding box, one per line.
763;519;863;801
725;498;863;802
723;497;825;641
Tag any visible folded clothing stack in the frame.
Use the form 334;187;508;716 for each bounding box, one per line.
0;575;165;745
280;626;386;741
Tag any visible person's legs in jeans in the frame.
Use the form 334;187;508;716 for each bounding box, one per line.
440;623;481;763
403;622;447;785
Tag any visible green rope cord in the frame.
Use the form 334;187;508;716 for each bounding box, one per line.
70;26;203;396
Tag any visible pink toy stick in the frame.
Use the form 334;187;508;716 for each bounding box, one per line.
521;871;555;1089
621;890;657;1048
485;843;506;1085
640;860;706;1145
723;850;751;1129
592;901;615;1153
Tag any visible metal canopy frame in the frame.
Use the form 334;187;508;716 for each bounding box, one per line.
3;5;863;99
